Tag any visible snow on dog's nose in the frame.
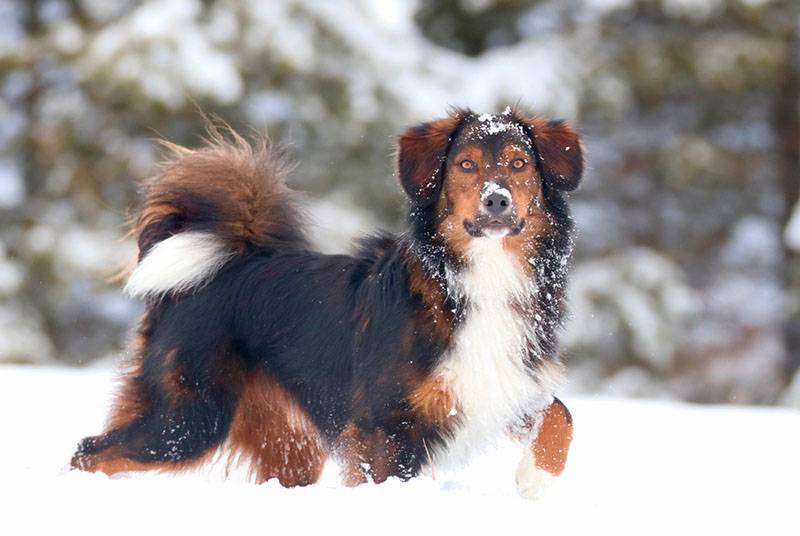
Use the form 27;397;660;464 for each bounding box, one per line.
481;182;512;217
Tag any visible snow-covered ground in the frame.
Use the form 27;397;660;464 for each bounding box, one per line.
2;365;798;535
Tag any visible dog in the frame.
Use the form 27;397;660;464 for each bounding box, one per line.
71;107;582;498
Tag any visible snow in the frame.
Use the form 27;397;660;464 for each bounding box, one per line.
563;248;699;371
480;181;512;202
0;242;22;295
0;311;53;363
55;226;133;276
0;158;24;208
307;195;379;255
722;216;781;268
1;365;797;535
477;113;514;135
662;0;723;20
241;0;580;121
83;0;243;108
786;200;800;252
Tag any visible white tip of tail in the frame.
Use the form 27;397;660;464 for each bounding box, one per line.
125;232;233;299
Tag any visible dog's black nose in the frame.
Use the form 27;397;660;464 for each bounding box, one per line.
482;191;511;216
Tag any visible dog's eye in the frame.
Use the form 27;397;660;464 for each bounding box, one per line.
511;158;526;170
460;160;476;171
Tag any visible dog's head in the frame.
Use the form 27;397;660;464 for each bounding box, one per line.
396;108;583;258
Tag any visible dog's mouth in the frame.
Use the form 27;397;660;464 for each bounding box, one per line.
463;217;525;238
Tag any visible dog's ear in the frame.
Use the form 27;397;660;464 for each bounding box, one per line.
519;117;584;191
395;111;465;206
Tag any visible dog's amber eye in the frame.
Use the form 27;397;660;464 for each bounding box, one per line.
460;160;476;171
511;158;526;170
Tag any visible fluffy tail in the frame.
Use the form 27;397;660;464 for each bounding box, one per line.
124;127;306;300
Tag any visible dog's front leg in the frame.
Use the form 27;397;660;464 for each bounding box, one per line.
514;397;573;499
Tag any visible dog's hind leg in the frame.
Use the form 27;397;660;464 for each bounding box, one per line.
224;369;327;487
514;397;573;499
71;339;244;476
71;401;235;475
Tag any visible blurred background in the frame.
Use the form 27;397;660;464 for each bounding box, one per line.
1;0;799;406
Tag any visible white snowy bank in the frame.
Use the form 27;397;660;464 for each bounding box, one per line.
1;365;798;535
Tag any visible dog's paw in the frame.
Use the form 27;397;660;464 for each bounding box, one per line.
515;450;555;500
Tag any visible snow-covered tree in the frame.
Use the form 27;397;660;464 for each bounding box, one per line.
1;0;798;404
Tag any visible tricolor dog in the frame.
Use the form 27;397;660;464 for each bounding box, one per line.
71;108;583;498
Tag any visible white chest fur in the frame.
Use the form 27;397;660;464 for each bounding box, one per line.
433;238;562;468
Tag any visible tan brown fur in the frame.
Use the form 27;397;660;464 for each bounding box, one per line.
435;138;555;265
337;424;370;486
225;370;327;487
433;143;482;259
503;181;555;275
337;423;399;486
531;398;573;476
74;446;217;477
518;116;584;192
158;349;194;403
408;374;459;429
395;112;467;205
131;125;304;263
405;252;453;345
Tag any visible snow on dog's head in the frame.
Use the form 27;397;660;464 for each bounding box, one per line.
395;108;584;265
